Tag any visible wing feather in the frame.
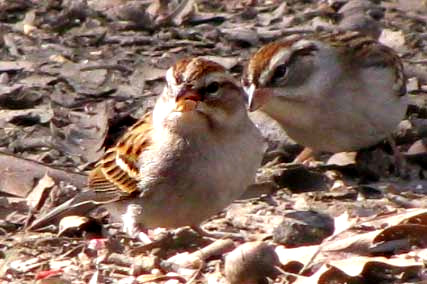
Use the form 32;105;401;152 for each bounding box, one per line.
88;112;153;198
320;31;406;96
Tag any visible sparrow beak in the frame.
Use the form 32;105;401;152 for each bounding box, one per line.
246;84;272;112
175;88;202;112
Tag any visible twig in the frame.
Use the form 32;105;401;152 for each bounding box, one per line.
80;64;132;74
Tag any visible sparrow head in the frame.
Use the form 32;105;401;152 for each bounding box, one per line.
155;57;248;131
242;37;318;112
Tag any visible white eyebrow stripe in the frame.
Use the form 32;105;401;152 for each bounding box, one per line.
166;67;176;85
261;49;292;85
204;72;236;86
258;39;315;86
293;39;314;50
165;67;180;94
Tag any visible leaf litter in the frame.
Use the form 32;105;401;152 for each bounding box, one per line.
1;0;427;283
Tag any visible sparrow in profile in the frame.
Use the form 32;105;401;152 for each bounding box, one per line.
242;31;407;163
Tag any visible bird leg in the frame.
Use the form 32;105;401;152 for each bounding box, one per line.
293;147;314;164
387;136;408;178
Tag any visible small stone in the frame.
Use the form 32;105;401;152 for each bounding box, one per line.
225;242;280;284
273;211;334;247
407;77;420;93
0;72;9;84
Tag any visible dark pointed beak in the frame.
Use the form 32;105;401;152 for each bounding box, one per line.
174;87;202;112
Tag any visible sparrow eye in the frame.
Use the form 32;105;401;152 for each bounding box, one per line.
205;82;220;94
271;64;288;83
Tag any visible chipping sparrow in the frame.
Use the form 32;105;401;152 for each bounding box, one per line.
31;57;264;235
242;31;407;162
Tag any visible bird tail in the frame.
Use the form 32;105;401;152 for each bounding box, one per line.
27;190;120;231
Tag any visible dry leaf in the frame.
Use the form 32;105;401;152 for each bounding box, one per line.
57;215;91;236
26;174;55;210
50;101;109;164
0;152;87;198
329;255;422;277
327;152;357;166
379;29;406;52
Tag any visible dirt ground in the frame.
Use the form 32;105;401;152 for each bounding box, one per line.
1;0;427;283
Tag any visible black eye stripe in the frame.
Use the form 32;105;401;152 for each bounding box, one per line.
199;81;222;98
205;82;220;93
271;64;288;82
268;45;317;85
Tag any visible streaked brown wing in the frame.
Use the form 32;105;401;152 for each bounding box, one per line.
321;31;406;96
88;112;153;198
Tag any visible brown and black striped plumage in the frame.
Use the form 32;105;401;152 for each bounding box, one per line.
244;31;406;97
30;57;264;231
88;58;231;199
242;30;407;155
87;58;229;199
88;113;152;197
172;57;226;85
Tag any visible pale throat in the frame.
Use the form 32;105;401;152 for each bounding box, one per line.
260;95;314;131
